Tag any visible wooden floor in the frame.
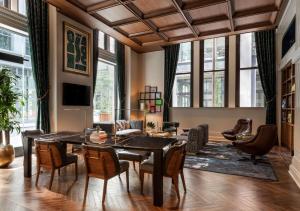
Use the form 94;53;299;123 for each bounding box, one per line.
0;146;300;211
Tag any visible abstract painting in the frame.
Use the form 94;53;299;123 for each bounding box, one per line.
64;22;90;75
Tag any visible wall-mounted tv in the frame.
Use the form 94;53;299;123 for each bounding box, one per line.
63;83;91;106
282;16;296;58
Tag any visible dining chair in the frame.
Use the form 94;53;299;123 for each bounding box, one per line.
82;145;130;204
35;140;78;190
140;141;187;201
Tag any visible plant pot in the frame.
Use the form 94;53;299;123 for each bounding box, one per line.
0;144;15;168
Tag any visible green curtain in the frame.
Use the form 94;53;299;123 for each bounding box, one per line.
92;29;99;96
116;41;125;120
27;0;50;132
163;44;180;122
255;29;276;124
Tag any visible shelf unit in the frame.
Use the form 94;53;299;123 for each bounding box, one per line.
281;62;295;155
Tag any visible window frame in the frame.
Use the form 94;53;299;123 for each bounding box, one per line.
235;34;264;108
171;42;194;108
199;36;229;108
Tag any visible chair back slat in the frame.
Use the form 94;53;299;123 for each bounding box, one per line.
83;145;120;179
35;140;63;168
164;141;187;177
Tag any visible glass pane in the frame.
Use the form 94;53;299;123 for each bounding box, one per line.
98;31;105;49
93;61;115;122
240;33;257;68
109;36;115;54
0;26;36;147
203;72;213;107
239;69;264;107
0;0;5;7
213;71;225;107
172;74;190;107
215;37;225;70
204;39;213;71
176;42;191;74
18;0;26;16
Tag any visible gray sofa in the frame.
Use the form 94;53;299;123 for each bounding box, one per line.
179;124;208;153
94;120;143;136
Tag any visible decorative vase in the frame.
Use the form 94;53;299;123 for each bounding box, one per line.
0;131;15;168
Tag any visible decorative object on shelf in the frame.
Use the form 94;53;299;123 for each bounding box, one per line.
0;68;23;168
64;22;90;75
291;83;295;92
139;85;163;113
287;113;292;123
281;98;286;109
147;121;156;130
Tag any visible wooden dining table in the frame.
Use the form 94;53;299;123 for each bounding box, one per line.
22;132;177;207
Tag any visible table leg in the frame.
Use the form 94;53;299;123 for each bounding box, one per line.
23;137;32;177
153;149;164;206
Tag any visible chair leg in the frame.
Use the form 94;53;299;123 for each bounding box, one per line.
140;170;144;194
75;161;78;181
173;176;180;201
35;165;41;186
180;170;187;192
83;176;89;202
126;170;129;192
102;179;108;204
49;169;55;190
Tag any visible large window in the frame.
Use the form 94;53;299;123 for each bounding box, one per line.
93;31;116;123
201;37;227;107
0;26;37;147
238;33;264;107
0;0;27;16
172;42;192;107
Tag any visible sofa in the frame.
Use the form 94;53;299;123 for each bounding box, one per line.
179;124;208;154
93;120;143;136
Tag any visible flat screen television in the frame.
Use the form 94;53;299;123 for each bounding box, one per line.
63;83;91;106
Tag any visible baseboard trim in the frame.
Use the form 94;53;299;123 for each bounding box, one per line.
289;163;300;188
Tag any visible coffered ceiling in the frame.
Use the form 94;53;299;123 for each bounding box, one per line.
47;0;288;52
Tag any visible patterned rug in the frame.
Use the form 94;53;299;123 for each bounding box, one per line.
184;142;278;181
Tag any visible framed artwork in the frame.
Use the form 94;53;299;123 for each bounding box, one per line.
150;93;155;99
140;93;145;99
150;86;157;92
64;22;90;75
150;106;156;113
155;92;161;98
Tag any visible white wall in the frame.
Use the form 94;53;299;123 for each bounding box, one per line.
276;0;300;188
137;37;266;135
49;6;93;132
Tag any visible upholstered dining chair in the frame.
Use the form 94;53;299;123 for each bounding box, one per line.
82;145;130;204
139;141;187;201
222;118;252;141
35;140;78;190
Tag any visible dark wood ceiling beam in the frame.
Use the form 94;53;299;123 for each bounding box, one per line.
159;23;187;32
182;0;228;11
116;0;168;41
275;0;289;26
90;13;112;27
227;0;234;31
129;30;154;38
233;5;278;19
111;17;138;28
143;7;178;19
171;0;199;37
235;21;272;31
199;27;231;37
87;0;119;13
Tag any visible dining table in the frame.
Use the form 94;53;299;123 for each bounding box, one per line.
22;132;177;207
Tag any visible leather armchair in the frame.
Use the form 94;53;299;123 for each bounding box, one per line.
222;118;252;141
233;124;277;164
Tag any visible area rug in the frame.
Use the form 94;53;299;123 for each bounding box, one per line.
184;142;278;181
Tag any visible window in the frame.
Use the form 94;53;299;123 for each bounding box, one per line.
18;0;26;16
0;26;37;147
93;61;116;123
0;0;27;16
201;37;227;107
93;31;117;123
237;33;264;107
172;42;192;107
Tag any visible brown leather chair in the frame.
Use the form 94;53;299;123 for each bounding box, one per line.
233;125;277;164
222;118;252;141
117;149;150;170
140;141;187;201
35;140;78;190
82;145;129;204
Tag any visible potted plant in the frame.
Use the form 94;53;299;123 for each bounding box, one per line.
0;68;22;168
